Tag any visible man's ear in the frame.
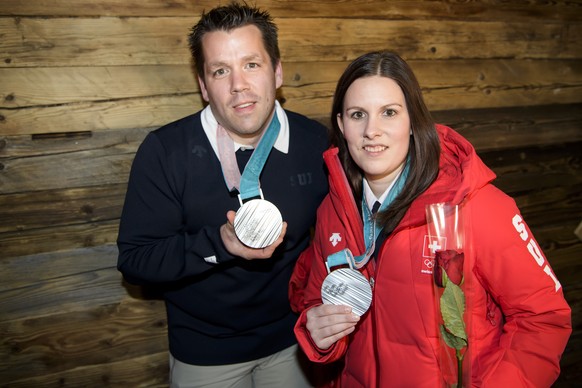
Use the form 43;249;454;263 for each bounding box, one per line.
275;61;283;89
198;75;210;102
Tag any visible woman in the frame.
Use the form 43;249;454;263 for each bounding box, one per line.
289;51;571;387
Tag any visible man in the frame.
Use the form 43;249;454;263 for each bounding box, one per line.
116;2;329;387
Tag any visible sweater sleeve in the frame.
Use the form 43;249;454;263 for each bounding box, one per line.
470;185;571;387
116;132;235;285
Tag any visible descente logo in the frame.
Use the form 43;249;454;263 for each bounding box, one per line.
512;214;561;292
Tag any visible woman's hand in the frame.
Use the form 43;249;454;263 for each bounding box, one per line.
306;303;360;350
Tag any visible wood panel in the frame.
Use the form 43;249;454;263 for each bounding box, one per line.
2;304;167;382
0;244;169;385
0;95;202;137
0;184;126;234
0;133;138;193
432;104;582;152
1;18;579;68
0;245;121;290
554;281;582;387
3;352;168;388
2;59;581;135
0;219;119;258
0;1;580;386
1;0;581;21
0;65;197;108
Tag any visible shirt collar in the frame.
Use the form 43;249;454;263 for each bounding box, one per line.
363;170;402;212
201;100;289;156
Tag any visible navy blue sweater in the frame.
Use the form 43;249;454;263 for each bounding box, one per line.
117;110;329;365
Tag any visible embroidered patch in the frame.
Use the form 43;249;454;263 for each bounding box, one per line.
422;235;447;258
421;235;447;275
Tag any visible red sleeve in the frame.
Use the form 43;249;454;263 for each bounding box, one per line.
294;307;349;363
289;205;350;364
470;186;572;387
289;244;315;314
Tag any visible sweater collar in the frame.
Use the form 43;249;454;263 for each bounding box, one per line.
201;100;290;157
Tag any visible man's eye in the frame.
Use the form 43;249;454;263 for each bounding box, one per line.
247;63;259;69
213;68;226;77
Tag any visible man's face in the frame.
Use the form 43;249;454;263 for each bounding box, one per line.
198;25;283;145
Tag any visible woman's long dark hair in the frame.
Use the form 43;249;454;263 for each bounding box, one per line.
330;51;441;235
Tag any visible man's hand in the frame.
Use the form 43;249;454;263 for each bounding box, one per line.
220;210;287;260
306;304;360;350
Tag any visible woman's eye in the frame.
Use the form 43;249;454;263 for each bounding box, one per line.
383;109;397;117
350;111;364;119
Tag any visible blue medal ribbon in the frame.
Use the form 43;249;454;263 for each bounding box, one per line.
239;114;280;202
218;113;280;203
326;162;410;271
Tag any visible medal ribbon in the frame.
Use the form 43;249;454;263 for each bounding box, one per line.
326;161;410;271
216;113;281;202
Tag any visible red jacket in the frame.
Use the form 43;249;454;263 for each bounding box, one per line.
290;125;571;387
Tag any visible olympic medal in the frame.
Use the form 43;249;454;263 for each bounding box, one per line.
321;268;373;317
234;199;283;249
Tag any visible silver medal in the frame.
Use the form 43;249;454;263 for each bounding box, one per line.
321;268;372;317
234;199;283;249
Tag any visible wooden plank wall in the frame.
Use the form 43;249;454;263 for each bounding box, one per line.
1;1;580;386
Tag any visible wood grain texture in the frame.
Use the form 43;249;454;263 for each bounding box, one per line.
0;1;580;386
1;17;579;68
2;60;580;135
1;0;581;21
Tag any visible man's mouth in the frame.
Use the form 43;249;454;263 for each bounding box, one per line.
234;101;255;109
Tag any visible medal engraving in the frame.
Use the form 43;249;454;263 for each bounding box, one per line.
321;268;372;317
234;199;283;249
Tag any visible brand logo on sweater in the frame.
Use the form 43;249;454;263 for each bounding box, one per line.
192;145;208;158
290;172;313;186
329;233;342;247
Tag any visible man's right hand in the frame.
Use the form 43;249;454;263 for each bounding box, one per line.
220;210;287;260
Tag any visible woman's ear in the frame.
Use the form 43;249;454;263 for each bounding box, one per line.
336;113;345;134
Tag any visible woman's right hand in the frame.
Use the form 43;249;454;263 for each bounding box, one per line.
305;304;360;350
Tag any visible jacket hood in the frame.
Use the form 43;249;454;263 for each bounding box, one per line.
412;124;496;214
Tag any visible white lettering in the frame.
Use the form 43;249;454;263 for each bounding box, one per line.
512;214;528;241
527;239;545;266
512;213;561;292
544;265;562;291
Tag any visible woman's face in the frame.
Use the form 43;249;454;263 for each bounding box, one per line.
337;75;411;195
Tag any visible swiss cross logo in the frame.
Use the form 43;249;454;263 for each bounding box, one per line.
421;235;447;275
423;235;447;258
